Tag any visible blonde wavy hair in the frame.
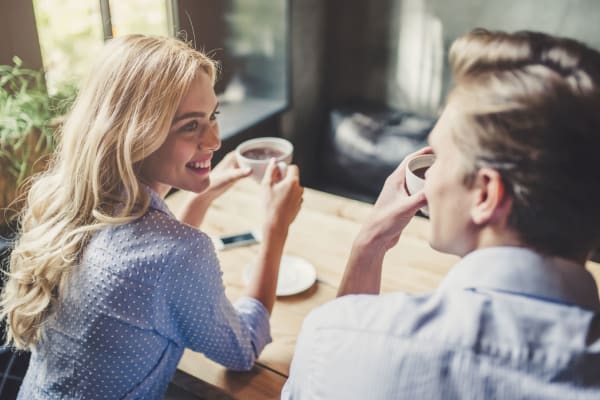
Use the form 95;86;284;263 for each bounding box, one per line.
1;34;217;349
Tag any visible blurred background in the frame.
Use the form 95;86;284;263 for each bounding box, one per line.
2;1;600;396
3;0;600;198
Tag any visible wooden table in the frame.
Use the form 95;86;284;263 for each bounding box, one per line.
165;180;600;399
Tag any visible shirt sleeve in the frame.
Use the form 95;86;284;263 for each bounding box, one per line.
153;230;271;371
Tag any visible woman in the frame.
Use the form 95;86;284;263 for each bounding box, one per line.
1;34;303;399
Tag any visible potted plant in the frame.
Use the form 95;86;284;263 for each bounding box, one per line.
0;56;75;237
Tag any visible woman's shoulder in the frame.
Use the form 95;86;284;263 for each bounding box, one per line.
91;207;214;260
83;208;218;284
137;207;212;247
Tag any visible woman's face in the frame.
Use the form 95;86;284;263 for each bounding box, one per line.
140;72;221;198
424;104;478;256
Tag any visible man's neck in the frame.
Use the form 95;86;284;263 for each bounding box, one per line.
472;226;588;265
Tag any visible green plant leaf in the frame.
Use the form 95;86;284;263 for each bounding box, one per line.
0;57;76;187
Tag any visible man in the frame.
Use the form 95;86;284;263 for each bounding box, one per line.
282;29;600;399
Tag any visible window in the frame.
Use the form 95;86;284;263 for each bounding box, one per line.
33;0;104;92
177;0;290;138
390;0;600;116
31;0;290;138
102;0;171;38
32;0;172;92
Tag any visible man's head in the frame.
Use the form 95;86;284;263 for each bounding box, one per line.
425;28;600;261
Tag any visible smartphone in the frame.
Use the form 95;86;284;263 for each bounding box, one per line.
213;230;261;250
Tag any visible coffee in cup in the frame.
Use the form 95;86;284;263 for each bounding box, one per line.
241;147;286;160
405;154;435;216
236;137;293;182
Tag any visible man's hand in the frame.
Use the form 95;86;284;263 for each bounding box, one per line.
360;146;432;251
337;146;432;297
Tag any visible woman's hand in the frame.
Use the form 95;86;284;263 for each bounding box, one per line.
245;159;303;313
260;159;303;236
204;151;252;203
178;151;251;227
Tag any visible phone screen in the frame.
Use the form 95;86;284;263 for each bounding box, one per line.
221;232;256;245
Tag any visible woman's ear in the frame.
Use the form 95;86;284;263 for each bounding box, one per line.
470;168;513;226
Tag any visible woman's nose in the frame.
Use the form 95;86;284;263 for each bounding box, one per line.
202;123;221;151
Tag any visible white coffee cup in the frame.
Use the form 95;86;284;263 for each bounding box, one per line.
235;137;294;182
405;154;435;216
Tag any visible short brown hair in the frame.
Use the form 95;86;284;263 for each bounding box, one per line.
447;28;600;259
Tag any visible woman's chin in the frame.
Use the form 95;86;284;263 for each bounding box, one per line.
186;178;211;194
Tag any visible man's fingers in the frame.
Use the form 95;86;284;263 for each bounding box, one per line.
392;146;434;176
403;189;427;210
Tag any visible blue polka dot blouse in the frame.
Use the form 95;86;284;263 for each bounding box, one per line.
18;188;271;399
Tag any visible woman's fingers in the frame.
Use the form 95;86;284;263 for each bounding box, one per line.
219;166;252;185
283;164;299;181
261;158;281;186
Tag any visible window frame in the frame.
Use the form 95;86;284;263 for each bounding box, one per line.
1;0;291;140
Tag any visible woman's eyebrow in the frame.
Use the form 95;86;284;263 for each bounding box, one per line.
172;111;206;124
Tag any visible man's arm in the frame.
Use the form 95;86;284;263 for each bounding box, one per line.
337;232;387;296
337;148;431;297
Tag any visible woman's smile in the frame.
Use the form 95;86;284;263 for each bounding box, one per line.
186;157;212;174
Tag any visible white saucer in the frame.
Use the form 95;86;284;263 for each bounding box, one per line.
243;255;317;296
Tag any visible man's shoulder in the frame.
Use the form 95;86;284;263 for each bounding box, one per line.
302;291;434;337
300;288;509;343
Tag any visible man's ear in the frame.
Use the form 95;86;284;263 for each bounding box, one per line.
470;168;513;226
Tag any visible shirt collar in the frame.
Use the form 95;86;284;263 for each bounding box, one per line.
144;186;176;219
440;246;600;310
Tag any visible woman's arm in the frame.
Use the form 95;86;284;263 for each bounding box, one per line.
244;160;303;314
158;159;301;371
155;227;270;371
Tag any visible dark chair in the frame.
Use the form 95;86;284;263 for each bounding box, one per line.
0;235;30;400
0;348;30;399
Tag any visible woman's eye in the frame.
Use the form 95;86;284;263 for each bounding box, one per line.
209;110;220;121
182;120;199;131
